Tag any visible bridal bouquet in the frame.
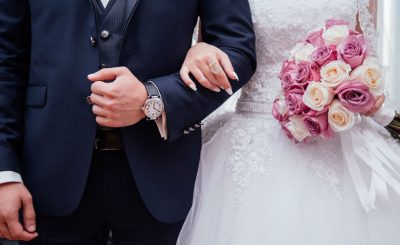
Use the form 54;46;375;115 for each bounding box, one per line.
272;19;386;143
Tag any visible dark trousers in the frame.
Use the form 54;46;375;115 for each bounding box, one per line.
22;150;183;245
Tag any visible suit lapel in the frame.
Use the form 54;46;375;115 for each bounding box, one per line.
123;0;141;32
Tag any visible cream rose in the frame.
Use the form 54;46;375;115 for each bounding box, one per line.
320;60;351;88
290;43;315;63
285;116;311;142
303;82;334;111
328;100;359;132
322;25;349;46
350;57;384;96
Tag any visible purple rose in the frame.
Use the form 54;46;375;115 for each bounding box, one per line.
335;81;375;114
325;19;349;29
312;46;337;66
306;29;325;47
295;62;321;86
285;85;309;115
338;35;367;69
303;113;333;137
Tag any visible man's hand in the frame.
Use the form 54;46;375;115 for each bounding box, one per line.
0;183;38;241
87;67;148;128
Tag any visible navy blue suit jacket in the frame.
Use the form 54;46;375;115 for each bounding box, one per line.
0;0;256;223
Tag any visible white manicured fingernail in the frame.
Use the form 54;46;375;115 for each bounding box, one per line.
189;84;197;91
212;87;221;93
225;88;233;96
233;72;239;81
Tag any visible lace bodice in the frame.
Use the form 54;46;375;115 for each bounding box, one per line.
236;0;358;114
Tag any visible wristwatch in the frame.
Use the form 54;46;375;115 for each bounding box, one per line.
142;81;164;120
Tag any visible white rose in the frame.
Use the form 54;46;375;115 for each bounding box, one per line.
303;82;334;111
320;60;351;88
328;100;359;132
286;116;311;142
350;58;384;96
290;43;315;63
322;25;349;46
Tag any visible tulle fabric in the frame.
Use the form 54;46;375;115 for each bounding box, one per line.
177;112;400;245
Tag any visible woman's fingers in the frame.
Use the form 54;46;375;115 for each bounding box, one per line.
217;50;239;81
180;66;197;91
190;67;221;93
202;58;232;95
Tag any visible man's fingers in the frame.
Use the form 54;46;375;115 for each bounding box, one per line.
91;81;114;98
92;105;110;118
5;213;37;241
96;116;119;128
217;50;238;81
22;194;36;233
190;67;221;93
7;221;38;241
89;93;108;107
0;223;11;240
88;67;128;82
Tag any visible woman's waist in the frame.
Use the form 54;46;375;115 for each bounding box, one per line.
235;100;273;115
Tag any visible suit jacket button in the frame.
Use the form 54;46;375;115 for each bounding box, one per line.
189;127;195;132
100;30;110;39
183;130;190;135
100;64;107;69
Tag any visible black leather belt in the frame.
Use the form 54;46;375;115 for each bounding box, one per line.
95;129;123;151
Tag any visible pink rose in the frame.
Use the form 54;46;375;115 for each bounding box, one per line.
280;60;298;91
285;85;309;115
335;81;375;114
312;46;337;66
303;113;333;138
325;19;348;29
281;71;297;92
338;35;367;69
306;29;325;47
295;62;321;86
272;97;289;122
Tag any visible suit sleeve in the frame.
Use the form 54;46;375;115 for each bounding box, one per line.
152;0;256;142
0;0;31;173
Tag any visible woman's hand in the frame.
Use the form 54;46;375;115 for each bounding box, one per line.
180;42;239;95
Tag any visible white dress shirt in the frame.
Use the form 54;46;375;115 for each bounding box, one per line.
101;0;109;8
0;0;168;185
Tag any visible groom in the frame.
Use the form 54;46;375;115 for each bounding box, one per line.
0;0;256;244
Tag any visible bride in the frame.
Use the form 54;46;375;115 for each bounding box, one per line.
177;0;400;244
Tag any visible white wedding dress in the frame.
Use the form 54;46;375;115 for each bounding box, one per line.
177;0;400;244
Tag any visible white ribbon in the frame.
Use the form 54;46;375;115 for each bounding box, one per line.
340;117;400;212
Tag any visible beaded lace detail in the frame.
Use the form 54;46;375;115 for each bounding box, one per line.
357;0;378;55
203;0;362;201
220;115;279;202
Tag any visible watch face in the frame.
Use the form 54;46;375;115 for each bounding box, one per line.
144;98;164;120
